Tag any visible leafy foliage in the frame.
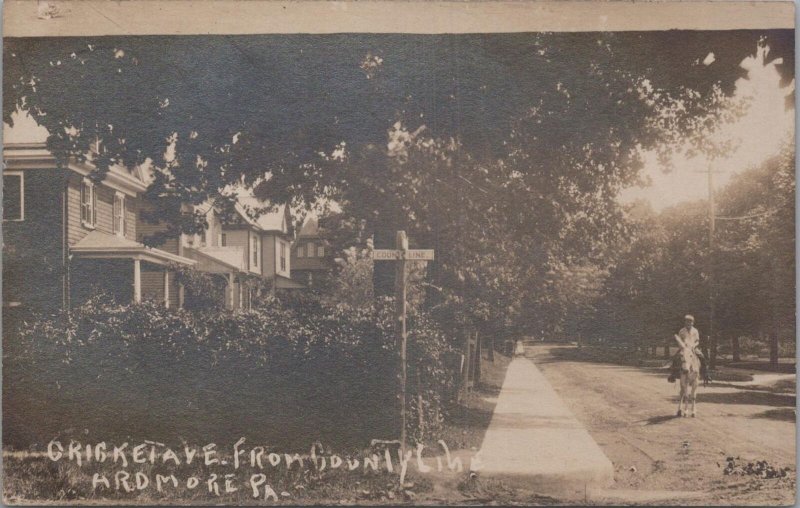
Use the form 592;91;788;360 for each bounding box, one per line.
171;264;227;311
589;143;795;357
4;33;793;328
5;292;458;447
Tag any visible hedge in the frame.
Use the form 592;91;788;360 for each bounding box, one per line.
4;295;458;451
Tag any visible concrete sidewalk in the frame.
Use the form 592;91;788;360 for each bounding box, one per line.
474;355;614;496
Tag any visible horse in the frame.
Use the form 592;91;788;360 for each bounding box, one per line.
674;334;700;417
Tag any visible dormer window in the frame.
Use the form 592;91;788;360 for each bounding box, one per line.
113;192;126;237
80;178;97;228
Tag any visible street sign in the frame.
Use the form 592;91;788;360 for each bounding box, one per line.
373;249;435;261
372;232;435;461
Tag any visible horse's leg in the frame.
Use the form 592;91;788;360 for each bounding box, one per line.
682;378;690;417
691;379;698;417
677;379;684;417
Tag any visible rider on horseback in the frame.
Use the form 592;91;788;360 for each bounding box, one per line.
668;315;711;383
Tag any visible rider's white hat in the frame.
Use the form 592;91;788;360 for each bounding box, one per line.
684;314;695;321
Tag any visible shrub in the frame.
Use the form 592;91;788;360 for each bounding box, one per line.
172;265;227;311
4;294;456;450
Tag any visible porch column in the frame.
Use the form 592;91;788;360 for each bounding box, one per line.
163;269;170;308
133;259;142;303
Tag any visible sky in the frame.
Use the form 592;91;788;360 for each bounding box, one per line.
619;44;795;212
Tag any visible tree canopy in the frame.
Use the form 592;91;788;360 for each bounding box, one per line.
4;30;794;334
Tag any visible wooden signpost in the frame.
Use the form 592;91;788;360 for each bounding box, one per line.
372;231;434;456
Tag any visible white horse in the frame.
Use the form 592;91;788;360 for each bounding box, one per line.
674;334;700;417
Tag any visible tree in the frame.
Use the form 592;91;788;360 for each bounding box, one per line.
5;32;792;340
715;142;795;364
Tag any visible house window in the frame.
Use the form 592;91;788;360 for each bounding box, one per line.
306;241;315;258
317;245;325;257
221;233;227;246
251;233;260;267
297;243;305;258
280;241;287;272
3;172;24;221
113;193;126;236
80;179;97;228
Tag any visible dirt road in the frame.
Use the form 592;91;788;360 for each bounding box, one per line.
525;343;796;506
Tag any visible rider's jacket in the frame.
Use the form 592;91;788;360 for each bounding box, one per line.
678;326;700;350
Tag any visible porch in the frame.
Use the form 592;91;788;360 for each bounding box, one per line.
70;231;195;307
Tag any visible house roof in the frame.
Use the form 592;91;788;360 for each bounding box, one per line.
298;217;320;238
71;231;196;266
185;246;244;273
3;111;148;196
233;197;288;233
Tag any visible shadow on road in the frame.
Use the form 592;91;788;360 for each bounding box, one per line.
639;414;681;425
529;345;672;379
697;391;796;407
749;408;796;421
725;360;795;374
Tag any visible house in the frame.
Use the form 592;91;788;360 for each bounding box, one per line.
2;113;196;331
139;194;305;309
220;196;305;297
137;203;248;310
290;216;334;288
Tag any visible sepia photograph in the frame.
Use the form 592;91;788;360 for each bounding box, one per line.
1;1;796;505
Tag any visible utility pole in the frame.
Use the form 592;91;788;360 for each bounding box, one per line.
707;163;716;369
395;231;408;458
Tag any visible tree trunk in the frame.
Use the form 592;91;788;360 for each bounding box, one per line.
474;331;481;386
769;258;780;366
416;370;424;437
460;330;471;401
731;335;740;362
769;330;779;366
664;338;671;359
709;332;717;370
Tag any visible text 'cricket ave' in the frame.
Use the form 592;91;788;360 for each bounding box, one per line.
46;438;484;500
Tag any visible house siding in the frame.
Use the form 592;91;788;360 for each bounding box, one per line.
124;196;138;243
2;167;67;320
66;172;138;247
141;266;168;304
262;235;276;277
222;229;251;272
